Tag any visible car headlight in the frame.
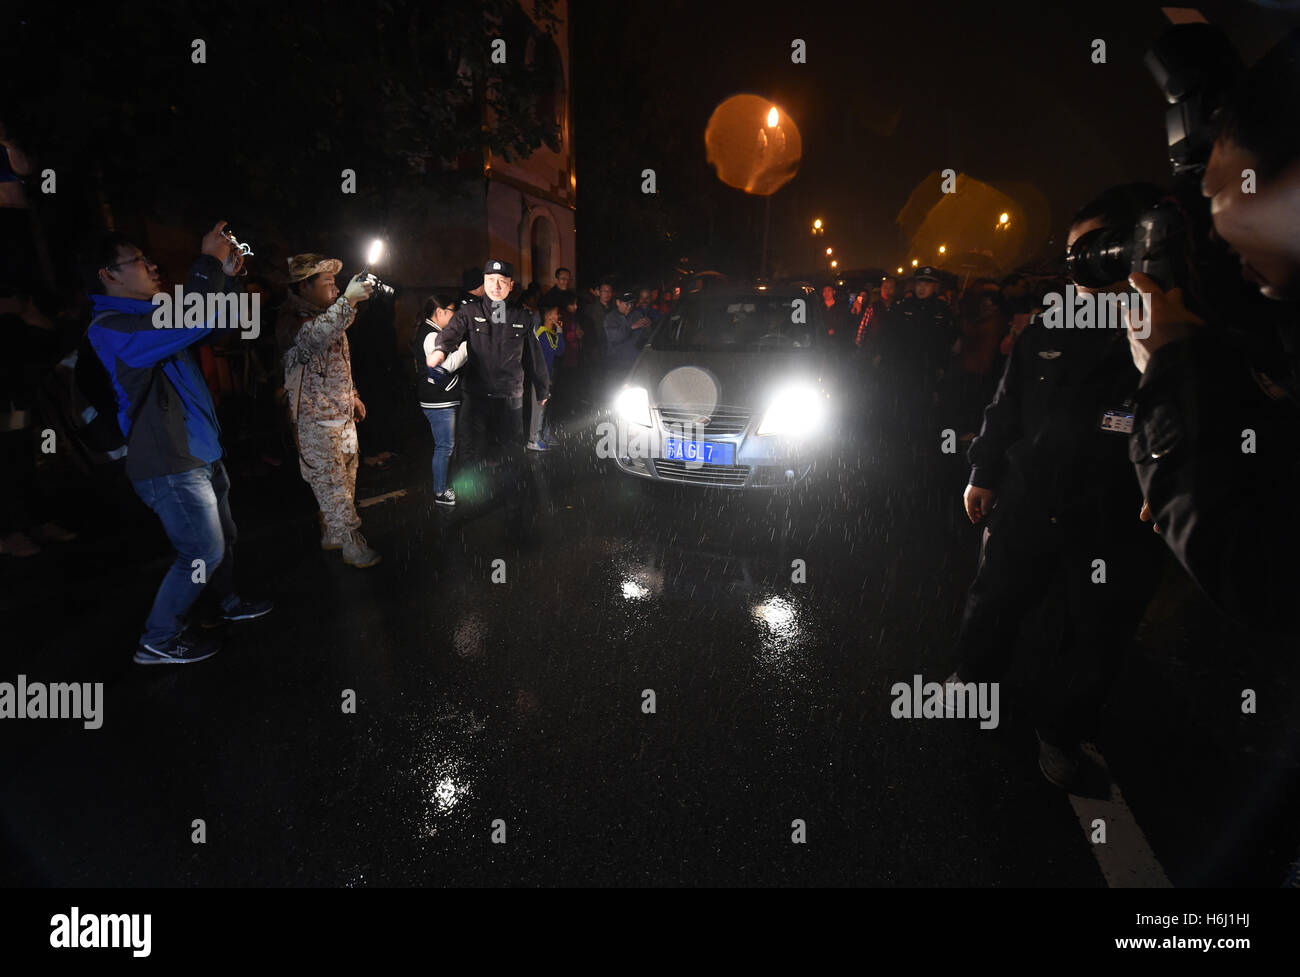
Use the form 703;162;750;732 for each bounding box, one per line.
758;385;825;436
615;385;652;427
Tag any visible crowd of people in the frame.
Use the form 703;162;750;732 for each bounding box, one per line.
0;209;699;663
821;265;1042;447
1;33;1298;886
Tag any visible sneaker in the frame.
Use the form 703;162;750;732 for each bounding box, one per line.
342;530;382;568
434;489;457;507
525;439;548;452
1035;731;1112;799
321;533;345;551
133;631;221;665
220;596;274;622
201;596;274;629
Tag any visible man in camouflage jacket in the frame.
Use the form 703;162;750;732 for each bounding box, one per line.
275;253;379;567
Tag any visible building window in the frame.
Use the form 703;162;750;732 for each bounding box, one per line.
529;212;558;286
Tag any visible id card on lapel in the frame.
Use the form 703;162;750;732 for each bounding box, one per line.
1099;407;1135;434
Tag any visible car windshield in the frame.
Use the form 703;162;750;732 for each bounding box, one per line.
650;296;819;352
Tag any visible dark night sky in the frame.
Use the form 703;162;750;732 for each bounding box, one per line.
3;0;1297;290
572;0;1300;275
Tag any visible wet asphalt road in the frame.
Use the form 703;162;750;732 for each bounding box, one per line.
3;393;1298;887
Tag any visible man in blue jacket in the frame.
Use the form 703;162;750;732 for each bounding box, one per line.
86;220;272;665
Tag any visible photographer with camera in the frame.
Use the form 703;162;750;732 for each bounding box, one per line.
84;220;273;664
1125;28;1300;633
946;185;1169;797
275;253;379;568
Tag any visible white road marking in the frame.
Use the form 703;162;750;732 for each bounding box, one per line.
1070;743;1172;888
357;489;408;508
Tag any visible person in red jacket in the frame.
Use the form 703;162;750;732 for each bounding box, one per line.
855;275;898;362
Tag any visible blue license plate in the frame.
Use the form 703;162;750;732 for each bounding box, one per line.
663;438;735;465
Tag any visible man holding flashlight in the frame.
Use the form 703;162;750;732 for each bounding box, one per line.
276;253;378;568
427;259;549;470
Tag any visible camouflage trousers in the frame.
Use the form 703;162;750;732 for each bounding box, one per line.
296;418;361;540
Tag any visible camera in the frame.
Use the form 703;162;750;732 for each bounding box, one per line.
1065;200;1191;293
1066;24;1246;294
358;272;394;298
223;230;254;257
1145;23;1243;177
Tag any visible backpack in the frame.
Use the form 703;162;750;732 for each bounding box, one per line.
34;313;155;474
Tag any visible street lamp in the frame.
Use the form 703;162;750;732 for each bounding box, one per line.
911;258;919;267
826;247;833;256
706;96;798;276
999;212;1009;224
897;266;904;274
938;244;946;255
830;259;838;269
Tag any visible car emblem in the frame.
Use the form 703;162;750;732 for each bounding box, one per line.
693;415;711;426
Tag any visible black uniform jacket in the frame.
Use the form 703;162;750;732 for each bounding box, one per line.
435;295;549;402
968;319;1148;535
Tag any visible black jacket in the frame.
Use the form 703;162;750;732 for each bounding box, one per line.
821;299;856;349
579;298;611;356
885;295;959;382
414;319;469;408
1131;327;1300;631
435;295;549;401
968;320;1146;528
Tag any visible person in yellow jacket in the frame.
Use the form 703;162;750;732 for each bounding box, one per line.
527;302;565;451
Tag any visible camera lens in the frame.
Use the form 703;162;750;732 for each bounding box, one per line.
1066;227;1131;289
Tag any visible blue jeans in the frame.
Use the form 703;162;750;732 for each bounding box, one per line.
131;460;237;647
422;406;457;494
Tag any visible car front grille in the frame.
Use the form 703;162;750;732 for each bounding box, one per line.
652;459;751;487
656;405;752;437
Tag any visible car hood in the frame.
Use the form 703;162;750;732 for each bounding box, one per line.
627;347;828;409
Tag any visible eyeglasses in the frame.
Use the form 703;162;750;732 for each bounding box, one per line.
104;254;153;272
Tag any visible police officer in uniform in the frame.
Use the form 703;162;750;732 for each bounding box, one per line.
427;259;550;470
946;185;1167;796
879;266;959;444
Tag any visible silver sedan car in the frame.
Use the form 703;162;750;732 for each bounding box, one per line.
607;287;836;489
